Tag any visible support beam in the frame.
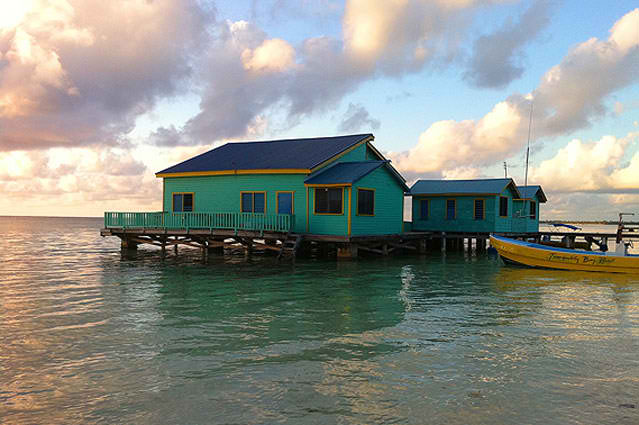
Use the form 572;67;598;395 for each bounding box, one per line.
337;244;358;259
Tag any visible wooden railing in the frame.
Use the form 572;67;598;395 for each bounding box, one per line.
104;211;294;233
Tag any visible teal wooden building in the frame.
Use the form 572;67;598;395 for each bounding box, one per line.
115;134;408;238
409;179;546;234
512;185;547;233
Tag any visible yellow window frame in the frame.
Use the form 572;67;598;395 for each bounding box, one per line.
356;187;375;216
474;198;485;220
240;191;267;213
172;192;195;212
276;191;295;215
313;187;344;215
445;198;456;220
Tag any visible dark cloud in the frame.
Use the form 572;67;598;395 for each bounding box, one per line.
338;103;380;132
464;0;553;89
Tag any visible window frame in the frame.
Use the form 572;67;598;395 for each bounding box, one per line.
276;191;294;215
313;187;344;215
172;192;194;212
356;188;375;216
499;196;509;217
240;191;267;213
474;198;485;220
419;199;429;220
445;198;456;220
530;200;537;220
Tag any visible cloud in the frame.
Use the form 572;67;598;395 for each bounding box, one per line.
390;8;639;176
155;0;513;146
338;103;380;132
529;132;639;193
0;0;211;151
464;0;553;88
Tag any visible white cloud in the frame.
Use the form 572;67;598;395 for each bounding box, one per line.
390;8;639;177
530;132;639;193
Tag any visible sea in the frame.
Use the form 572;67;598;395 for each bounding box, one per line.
1;216;638;424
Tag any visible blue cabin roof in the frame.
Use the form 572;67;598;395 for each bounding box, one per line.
157;134;374;175
304;160;409;190
410;178;521;198
516;185;547;203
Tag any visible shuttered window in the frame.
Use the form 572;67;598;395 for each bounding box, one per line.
446;199;456;220
172;193;193;212
315;188;343;214
420;199;429;220
499;196;508;217
357;189;374;216
530;201;536;220
241;192;266;213
474;199;485;220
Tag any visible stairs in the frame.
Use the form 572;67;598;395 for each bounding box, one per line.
278;233;303;259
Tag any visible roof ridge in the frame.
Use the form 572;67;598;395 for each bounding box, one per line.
224;133;373;145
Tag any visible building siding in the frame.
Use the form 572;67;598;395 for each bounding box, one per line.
351;166;404;235
163;174;308;233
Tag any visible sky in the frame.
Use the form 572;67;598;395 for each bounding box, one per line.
0;0;638;220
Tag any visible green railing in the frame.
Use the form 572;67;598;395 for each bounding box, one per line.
104;211;294;233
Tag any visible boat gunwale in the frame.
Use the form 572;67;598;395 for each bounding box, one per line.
490;234;639;257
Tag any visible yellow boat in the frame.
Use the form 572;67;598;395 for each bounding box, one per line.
490;234;639;274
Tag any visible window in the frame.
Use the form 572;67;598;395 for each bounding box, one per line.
357;189;374;216
530;201;536;220
420;199;429;220
446;199;456;220
315;188;343;214
172;193;193;212
277;192;294;214
499;196;508;217
241;192;266;213
474;199;485;220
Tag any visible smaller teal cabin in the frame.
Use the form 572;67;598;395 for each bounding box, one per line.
512;185;547;233
410;178;544;234
156;134;408;237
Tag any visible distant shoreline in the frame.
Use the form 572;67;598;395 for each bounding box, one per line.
540;220;633;225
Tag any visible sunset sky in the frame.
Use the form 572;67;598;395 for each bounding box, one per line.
0;0;638;219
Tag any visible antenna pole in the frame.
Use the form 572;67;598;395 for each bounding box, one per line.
525;101;533;188
503;162;507;178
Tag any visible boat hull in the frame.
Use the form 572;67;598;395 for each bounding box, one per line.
490;235;639;273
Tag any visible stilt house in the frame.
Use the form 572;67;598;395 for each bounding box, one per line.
409;178;545;234
149;134;408;237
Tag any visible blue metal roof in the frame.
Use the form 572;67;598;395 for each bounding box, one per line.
304;161;409;190
410;178;521;197
157;134;373;174
516;185;547;203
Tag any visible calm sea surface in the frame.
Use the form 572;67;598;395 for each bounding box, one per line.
1;216;638;424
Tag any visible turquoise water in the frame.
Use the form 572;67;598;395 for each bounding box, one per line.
1;216;638;424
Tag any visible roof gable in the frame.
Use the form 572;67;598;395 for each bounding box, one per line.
305;161;409;190
516;185;547;203
157;134;373;176
410;178;521;198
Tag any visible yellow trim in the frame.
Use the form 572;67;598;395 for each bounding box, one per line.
313;187;344;215
499;196;509;217
276;191;295;214
240;191;267;213
162;179;165;212
171;192;195;212
445;198;456;220
356;187;375;216
306;186;310;232
413;193;498;197
305;183;352;188
309;136;374;172
347;187;352;235
474;198;485;220
157;169;310;178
